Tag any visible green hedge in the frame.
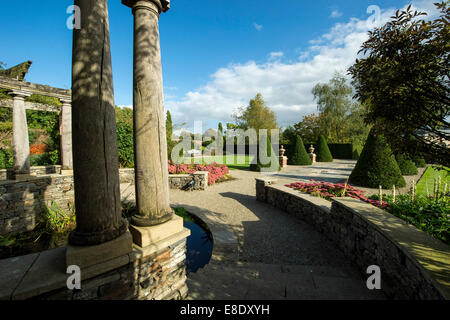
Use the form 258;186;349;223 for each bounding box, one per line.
396;154;418;176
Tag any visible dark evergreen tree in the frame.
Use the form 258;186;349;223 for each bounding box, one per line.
289;135;312;165
349;129;406;189
316;135;333;162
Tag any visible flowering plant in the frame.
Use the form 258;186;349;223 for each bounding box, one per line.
168;161;230;185
285;179;389;209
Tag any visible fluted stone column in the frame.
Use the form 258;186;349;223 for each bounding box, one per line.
123;0;173;228
10;90;32;178
68;0;130;254
59;98;73;171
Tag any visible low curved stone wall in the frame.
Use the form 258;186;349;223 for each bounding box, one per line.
256;178;450;300
119;168;208;191
0;165;62;181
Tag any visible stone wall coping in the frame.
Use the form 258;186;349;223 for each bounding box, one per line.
332;197;450;300
0;173;63;186
0;246;131;300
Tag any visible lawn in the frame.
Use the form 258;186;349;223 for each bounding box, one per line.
416;166;449;196
182;155;254;170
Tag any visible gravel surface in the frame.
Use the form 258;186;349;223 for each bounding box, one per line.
170;169;356;267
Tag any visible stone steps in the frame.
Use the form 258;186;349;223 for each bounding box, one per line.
186;261;386;300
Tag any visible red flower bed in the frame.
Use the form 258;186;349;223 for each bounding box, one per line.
168;161;230;185
30;144;48;155
285;179;389;209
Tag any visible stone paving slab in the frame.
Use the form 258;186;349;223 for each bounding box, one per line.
0;252;39;300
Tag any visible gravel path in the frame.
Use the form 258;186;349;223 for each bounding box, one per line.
170;169;355;267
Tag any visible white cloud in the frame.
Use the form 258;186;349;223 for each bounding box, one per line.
330;9;343;18
165;0;439;129
269;51;284;60
253;22;263;31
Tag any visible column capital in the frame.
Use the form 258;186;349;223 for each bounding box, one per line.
9;90;31;99
122;0;170;14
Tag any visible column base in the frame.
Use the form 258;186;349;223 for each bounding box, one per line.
129;215;184;248
61;169;74;176
66;231;133;268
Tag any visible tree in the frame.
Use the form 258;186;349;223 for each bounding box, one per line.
232;93;278;134
218;122;223;135
293;113;326;143
316;135;333;162
289;135;312;165
166;110;175;159
0;62;5;70
396;154;418;176
348;2;450;166
349;129;406;189
115;107;134;168
312;73;354;143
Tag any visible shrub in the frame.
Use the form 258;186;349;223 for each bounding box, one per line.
396;154;418;176
349;129;406;189
315;135;333;162
288;135;312;165
413;157;426;168
0;148;13;169
116;120;134;168
168;161;230;185
250;134;280;172
286;180;389;209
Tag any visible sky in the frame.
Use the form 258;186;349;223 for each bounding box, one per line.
0;0;440;133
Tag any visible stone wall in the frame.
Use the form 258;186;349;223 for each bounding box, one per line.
0;173;73;236
119;168;208;191
0;229;190;300
256;178;450;300
0;165;62;181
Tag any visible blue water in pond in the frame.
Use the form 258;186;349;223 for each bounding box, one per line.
184;220;213;274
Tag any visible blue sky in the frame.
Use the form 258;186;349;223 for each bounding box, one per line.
0;0;439;132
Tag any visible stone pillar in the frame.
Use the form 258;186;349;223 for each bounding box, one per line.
59;98;73;172
68;0;131;263
123;0;173;228
10;90;32;179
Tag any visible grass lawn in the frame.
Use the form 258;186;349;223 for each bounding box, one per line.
416;166;450;196
182;155;254;170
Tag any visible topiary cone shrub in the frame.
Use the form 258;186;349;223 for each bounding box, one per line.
316;135;333;162
250;134;281;172
289;135;312;165
396;154;418;176
349;130;406;189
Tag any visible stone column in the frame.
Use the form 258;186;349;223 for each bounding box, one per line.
10;90;32;179
122;0;173;228
68;0;131;258
59;98;73;172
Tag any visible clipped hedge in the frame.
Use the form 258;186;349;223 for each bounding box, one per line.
396;154;418;176
349;130;406;189
315;135;333;162
289;135;312;165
